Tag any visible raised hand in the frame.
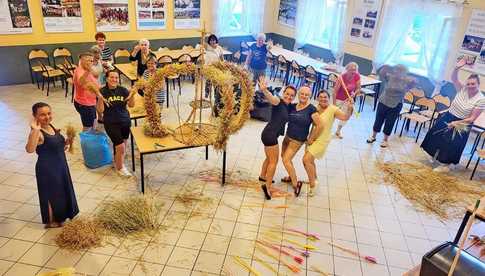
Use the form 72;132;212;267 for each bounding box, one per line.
456;58;467;69
30;117;41;130
258;76;268;91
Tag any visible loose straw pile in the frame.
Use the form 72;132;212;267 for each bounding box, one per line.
96;195;165;237
55;217;104;251
375;161;485;219
65;123;77;154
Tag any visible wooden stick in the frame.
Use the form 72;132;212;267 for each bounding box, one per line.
337;74;352;101
232;256;261;276
448;199;481;276
253;254;279;275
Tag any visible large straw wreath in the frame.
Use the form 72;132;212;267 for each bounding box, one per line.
130;61;254;150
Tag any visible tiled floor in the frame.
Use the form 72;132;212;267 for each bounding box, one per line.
0;77;483;276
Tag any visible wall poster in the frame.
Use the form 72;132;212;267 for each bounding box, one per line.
278;0;297;27
94;0;129;32
174;0;200;29
348;0;382;47
0;0;32;34
136;0;166;30
457;9;485;76
41;0;83;33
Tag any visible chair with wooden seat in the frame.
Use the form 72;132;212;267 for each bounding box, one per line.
158;46;170;52
56;57;76;101
52;47;75;72
410;87;425;100
38;60;66;96
266;52;277;80
178;53;194;82
158;55;180;104
359;74;378;111
240;41;250;63
470;149;485;180
304;65;318;98
419;94;451;126
113;48;131;64
232;51;242;63
289;60;304;87
394;91;416;133
399;97;436;142
182;45;194;51
273;55;289;83
28;49;53;88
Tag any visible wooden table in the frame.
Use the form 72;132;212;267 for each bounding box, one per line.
114;63;138;85
129;126;227;193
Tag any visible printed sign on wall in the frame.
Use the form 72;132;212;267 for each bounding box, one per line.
457;9;485;76
0;0;32;34
136;0;166;30
94;0;129;32
40;0;83;33
278;0;297;27
348;0;382;47
174;0;200;29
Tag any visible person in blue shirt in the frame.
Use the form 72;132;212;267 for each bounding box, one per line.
245;33;269;83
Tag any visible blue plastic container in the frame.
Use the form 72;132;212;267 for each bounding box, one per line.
79;131;113;169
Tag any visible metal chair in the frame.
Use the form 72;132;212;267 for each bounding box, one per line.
38;60;66;96
28;49;52;88
158;55;181;106
399;97;436;142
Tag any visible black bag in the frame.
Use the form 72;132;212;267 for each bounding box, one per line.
420;241;485;276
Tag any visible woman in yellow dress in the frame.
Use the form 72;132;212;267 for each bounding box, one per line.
304;90;354;196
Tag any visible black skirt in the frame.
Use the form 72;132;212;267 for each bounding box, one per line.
420;112;470;165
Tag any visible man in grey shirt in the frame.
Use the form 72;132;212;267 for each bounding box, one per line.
366;64;416;147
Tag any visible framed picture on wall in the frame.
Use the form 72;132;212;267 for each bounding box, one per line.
347;0;383;47
278;0;297;28
0;0;32;34
173;0;200;29
40;0;83;33
136;0;166;30
94;0;129;32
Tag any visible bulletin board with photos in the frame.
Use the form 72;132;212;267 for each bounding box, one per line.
458;9;485;76
348;0;382;47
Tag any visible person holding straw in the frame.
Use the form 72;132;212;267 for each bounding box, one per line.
257;76;297;200
421;59;484;173
304;90;353;196
332;62;361;138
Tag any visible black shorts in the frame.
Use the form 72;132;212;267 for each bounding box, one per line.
104;121;131;146
261;128;279;147
74;102;96;128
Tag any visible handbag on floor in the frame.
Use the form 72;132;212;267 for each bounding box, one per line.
79;131;113;169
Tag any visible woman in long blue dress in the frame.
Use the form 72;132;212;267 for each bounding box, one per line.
25;102;79;228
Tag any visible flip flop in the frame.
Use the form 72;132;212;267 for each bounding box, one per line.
261;184;272;200
295;181;303;197
281;176;292;183
258;177;275;183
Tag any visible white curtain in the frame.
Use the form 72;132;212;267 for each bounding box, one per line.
243;0;265;37
212;0;238;37
327;0;348;62
294;0;326;49
374;0;462;87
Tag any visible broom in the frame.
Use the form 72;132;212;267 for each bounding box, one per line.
337;74;359;118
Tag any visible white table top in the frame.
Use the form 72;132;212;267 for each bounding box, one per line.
474;112;485;130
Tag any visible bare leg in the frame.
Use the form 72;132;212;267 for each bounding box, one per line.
114;142;126;170
303;151;316;188
264;145;279;191
259;158;269;180
282;141;302;189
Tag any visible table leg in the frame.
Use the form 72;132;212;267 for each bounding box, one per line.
131;132;135;171
222;150;227;186
205;145;208;160
134;119;138;127
373;83;381;111
453;211;471;244
140;153;145;194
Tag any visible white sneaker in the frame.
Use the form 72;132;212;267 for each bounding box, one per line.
380;141;389;148
433;165;450;173
116;166;133;177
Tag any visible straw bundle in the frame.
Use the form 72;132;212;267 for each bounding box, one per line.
65;123;77;154
375;161;485;219
55;217;104;251
96;195;165;237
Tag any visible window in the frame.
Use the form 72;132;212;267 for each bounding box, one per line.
215;0;264;37
308;0;346;49
390;15;427;74
227;0;243;33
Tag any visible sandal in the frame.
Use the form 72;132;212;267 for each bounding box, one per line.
294;181;303;197
281;176;292;183
366;137;376;143
258;177;275;183
261;184;272;200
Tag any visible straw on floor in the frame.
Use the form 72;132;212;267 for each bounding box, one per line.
55;217;104;251
375;161;485;219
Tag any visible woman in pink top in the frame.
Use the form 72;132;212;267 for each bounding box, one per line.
332;62;361;138
73;52;105;131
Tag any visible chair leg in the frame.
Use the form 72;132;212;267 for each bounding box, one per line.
470;157;481;180
41;76;45;91
64;79;68;98
399;118;406;137
166;79;170;108
415;123;423;143
394;116;400;134
466;150;475;168
71;85;74;103
178;78;181;95
47;78;50;96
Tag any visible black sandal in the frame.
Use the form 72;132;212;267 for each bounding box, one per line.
261;184;272;200
294;181;303;197
281;176;292;183
258;177;275;183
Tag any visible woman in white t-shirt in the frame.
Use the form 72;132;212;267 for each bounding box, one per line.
204;34;224;114
421;59;485;172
